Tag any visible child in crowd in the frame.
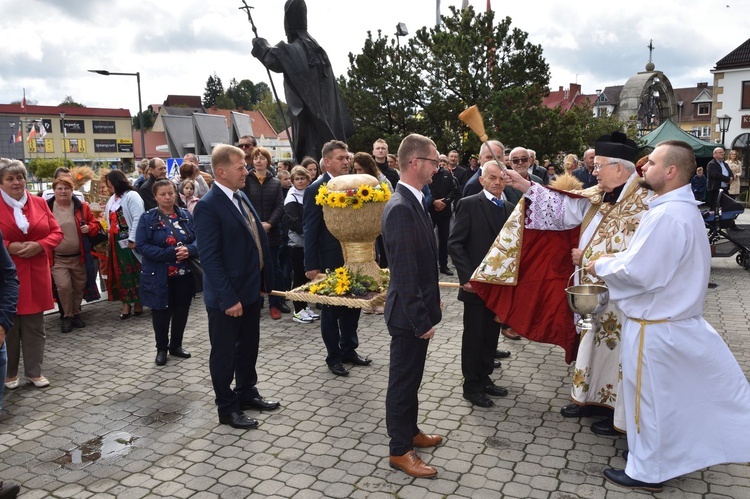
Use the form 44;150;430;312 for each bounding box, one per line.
283;166;319;324
180;179;199;214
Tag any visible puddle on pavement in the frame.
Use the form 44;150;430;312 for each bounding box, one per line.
54;432;137;464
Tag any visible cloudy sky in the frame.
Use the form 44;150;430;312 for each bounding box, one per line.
2;0;748;117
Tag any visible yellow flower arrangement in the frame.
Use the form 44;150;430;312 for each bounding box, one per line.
315;182;392;208
303;266;390;297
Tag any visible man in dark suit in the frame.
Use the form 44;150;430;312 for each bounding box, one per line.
706;147;734;209
428;158;461;275
447;150;470;191
303;140;370;377
573;148;597;188
381;133;444;479
194;144;280;430
464;140;523;205
138;158;167;211
449;161;513;408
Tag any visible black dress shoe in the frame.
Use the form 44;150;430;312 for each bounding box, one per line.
277;302;292;313
71;315;86;328
495;350;511;359
463;392;494;407
439;267;454;276
219;411;259;430
328;363;349;376
155;350;167;366
493;360;501;369
591;418;620;436
560;403;591;418
169;347;192;358
603;468;663;492
344;353;372;366
483;384;509;397
0;479;21;498
242;397;281;411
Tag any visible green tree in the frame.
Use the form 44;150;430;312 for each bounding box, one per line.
59;95;86;107
203;73;224;108
256;93;289;135
340;6;628;159
27;158;71;179
10;98;37;106
132;109;155;130
216;94;236;110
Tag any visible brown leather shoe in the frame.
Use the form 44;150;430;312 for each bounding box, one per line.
413;431;443;448
389;450;438;478
501;327;522;340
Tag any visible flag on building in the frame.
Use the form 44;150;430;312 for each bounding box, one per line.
38;121;46;139
14;125;22;143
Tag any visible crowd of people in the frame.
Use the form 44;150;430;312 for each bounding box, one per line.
0;131;748;495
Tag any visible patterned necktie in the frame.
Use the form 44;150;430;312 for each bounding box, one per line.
233;192;265;269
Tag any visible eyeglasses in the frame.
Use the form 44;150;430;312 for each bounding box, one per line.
593;161;619;171
415;157;439;166
510;156;529;165
238;143;253;149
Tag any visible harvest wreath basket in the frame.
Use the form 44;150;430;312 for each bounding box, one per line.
275;174;391;308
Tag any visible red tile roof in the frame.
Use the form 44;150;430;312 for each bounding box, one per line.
0;104;131;118
132;131;169;160
542;84;595;111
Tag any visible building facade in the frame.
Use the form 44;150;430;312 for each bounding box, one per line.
0;104;134;168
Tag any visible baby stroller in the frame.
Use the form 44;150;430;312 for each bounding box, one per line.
703;189;750;269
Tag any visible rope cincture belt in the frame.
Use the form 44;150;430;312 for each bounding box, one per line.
627;317;669;433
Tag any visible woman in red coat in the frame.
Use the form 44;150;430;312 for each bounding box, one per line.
0;159;62;389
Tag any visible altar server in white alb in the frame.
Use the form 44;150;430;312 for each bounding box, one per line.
586;139;750;493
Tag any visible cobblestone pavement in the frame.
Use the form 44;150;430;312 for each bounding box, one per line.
2;218;750;498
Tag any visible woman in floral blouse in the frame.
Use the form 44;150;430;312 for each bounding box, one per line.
136;180;198;366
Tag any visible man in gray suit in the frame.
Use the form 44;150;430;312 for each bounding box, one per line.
381;134;443;479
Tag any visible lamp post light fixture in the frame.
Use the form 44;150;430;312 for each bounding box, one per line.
88;69;146;161
718;114;732;147
59;112;67;163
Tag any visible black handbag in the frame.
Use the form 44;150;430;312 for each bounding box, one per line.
186;257;203;293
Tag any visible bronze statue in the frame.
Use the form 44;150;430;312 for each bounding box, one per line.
252;0;355;163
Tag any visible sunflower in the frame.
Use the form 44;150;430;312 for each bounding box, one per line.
315;191;327;205
335;192;348;208
372;190;385;202
350;196;363;209
326;192;339;208
382;186;392;201
308;284;321;294
318;184;329;197
334;280;350;295
358;184;373;202
335;267;348;278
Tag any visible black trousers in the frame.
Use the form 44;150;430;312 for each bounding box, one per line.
320;305;361;365
290;246;307;313
206;298;261;416
386;326;429;456
152;274;193;351
432;216;451;268
461;300;501;395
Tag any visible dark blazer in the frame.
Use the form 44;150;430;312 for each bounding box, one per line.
194;184;273;311
136;207;199;310
381;183;442;336
0;231;19;334
242;171;284;247
303;172;344;272
448;192;513;304
531;164;550;185
706;158;734;192
572;166;597;189
463;167;527;205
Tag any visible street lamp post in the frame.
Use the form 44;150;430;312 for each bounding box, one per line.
718;114;732;148
60;112;67;164
88;69;146;161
